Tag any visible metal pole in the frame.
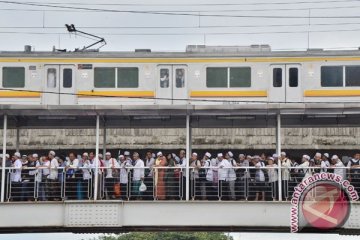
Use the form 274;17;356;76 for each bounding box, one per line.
185;114;191;201
94;115;100;201
102;124;106;157
15;126;20;152
1;115;7;202
276;113;282;201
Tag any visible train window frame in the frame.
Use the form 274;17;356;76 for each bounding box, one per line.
289;68;299;87
94;67;116;88
273;68;282;88
345;65;360;87
117;67;139;88
229;67;251;88
321;66;343;87
63;68;73;88
2;67;25;88
206;67;251;88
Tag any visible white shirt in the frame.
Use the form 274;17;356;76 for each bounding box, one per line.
180;157;187;177
218;159;230;181
299;161;312;180
227;158;237;181
48;158;59;180
334;161;346;180
120;160;132;184
69;158;79;168
105;158;119;178
267;164;278;183
281;158;291;181
133;159;145;181
11;159;22;182
320;160;330;173
145;157;155;177
82;160;92;180
205;159;213;182
42;161;50;176
255;162;265;182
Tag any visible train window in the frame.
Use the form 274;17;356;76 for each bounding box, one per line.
63;69;72;88
321;66;343;87
273;68;282;87
160;69;170;88
345;66;360;87
94;67;115;88
175;68;185;88
47;68;57;88
289;68;298;87
117;68;138;88
2;67;25;88
229;67;251;87
206;67;227;88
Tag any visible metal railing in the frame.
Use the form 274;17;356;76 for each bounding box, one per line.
0;165;359;202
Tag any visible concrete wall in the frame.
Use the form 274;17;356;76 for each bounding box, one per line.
0;127;359;151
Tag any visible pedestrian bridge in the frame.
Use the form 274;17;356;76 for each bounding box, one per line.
0;201;359;234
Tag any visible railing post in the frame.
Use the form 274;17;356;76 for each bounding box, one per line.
103;123;106;157
185;114;191;201
94;115;100;201
1;114;7;203
276;113;282;201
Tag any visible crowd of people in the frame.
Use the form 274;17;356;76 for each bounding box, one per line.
0;150;359;202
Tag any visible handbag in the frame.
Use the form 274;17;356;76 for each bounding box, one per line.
114;183;121;197
139;181;147;192
111;158;120;178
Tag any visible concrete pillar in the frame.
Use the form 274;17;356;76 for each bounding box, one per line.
94;115;100;201
276;114;282;201
1;115;7;202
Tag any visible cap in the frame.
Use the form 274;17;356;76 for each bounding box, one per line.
124;151;130;156
83;152;89;157
246;155;252;159
205;152;211;158
157;151;163;157
315;152;321;158
268;157;274;161
272;154;278;158
239;154;245;158
98;153;103;158
331;155;339;160
253;155;260;159
302;155;310;160
228;151;234;158
32;153;38;158
5;154;9;158
324;153;329;158
22;155;27;158
281;152;286;156
192;152;198;157
105;152;111;156
14;152;21;158
217;153;223;158
119;155;124;159
49;150;55;156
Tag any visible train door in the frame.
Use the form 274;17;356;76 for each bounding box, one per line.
156;65;187;104
269;64;302;102
43;65;76;105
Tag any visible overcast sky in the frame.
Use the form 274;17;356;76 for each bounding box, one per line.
1;0;360;52
1;0;360;239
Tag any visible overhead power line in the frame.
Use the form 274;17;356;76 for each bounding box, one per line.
17;0;360;7
2;1;360;19
2;28;360;36
3;22;360;30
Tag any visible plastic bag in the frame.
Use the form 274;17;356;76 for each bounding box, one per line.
139;181;147;192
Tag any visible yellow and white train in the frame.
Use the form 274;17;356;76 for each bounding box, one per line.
1;45;360;106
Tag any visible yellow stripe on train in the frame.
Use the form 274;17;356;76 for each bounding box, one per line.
0;91;41;98
304;90;360;97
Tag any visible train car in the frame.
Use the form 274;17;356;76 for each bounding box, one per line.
1;44;360;106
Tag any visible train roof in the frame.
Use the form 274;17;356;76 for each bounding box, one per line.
1;45;360;58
